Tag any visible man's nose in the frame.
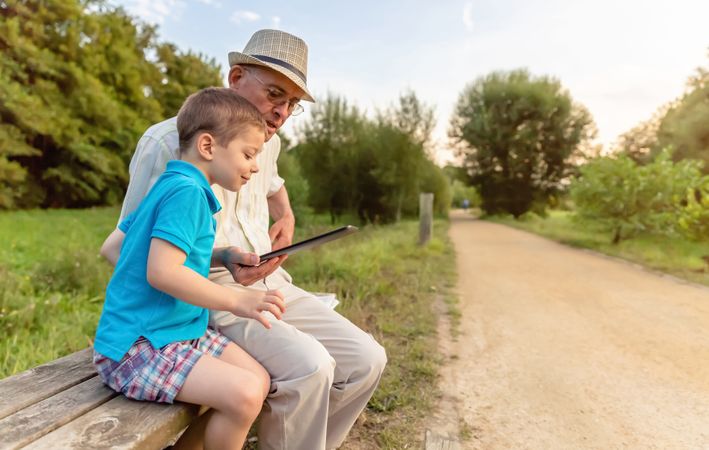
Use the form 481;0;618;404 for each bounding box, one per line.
273;101;290;118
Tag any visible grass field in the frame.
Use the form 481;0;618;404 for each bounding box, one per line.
0;207;455;448
488;210;709;287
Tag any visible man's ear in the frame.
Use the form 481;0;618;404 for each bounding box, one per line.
228;65;247;88
195;132;216;161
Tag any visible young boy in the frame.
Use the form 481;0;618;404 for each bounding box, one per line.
94;87;285;449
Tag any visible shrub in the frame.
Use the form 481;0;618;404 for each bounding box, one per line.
571;150;705;243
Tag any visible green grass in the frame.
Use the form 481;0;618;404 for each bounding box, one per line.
0;207;119;376
0;207;455;449
488;210;709;286
282;219;456;449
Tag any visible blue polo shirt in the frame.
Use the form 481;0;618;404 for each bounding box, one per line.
94;160;222;362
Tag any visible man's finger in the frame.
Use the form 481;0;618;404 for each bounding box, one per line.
268;223;281;241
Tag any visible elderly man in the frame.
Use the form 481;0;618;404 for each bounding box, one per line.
118;29;387;450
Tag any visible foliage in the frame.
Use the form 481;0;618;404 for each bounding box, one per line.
449;69;596;217
656;52;709;173
295;92;449;224
277;150;311;220
295;94;368;222
615;103;672;164
150;43;223;118
0;0;222;209
570;150;706;243
677;177;709;241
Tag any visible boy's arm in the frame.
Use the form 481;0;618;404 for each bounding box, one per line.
147;238;285;329
100;228;126;267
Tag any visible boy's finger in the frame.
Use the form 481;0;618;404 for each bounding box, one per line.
268;289;285;300
265;303;283;321
255;313;272;329
267;295;286;313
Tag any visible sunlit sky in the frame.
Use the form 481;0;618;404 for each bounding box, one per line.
115;0;708;164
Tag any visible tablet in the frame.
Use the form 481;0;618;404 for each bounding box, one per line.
258;225;359;263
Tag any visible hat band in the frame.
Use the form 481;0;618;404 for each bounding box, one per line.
251;54;307;83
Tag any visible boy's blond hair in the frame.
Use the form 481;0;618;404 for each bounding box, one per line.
177;87;266;153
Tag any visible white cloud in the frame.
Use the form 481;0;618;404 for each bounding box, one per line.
196;0;221;6
121;0;185;25
230;10;260;24
462;2;474;32
271;16;281;29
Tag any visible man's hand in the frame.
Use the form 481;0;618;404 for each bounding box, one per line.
219;246;286;286
269;213;295;251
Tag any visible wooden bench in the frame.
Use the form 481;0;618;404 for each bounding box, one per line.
0;348;202;449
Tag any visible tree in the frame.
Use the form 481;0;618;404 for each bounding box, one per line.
449;69;595;217
374;91;436;221
0;0;223;209
295;91;449;223
656;51;709;173
151;43;224;118
294;93;368;222
615;103;673;164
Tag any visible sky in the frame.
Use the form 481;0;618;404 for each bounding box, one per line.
114;0;708;164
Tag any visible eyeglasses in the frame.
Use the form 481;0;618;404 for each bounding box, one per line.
246;69;304;116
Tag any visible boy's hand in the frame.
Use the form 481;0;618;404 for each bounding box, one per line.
231;289;286;329
221;246;286;286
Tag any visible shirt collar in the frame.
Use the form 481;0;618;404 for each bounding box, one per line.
165;160;222;214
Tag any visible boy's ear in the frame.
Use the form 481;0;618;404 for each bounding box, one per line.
195;132;216;161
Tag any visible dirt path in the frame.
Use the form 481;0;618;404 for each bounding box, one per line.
431;211;709;449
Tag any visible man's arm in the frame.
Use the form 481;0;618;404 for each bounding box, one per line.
213;246;286;287
119;128;176;222
100;228;126;266
267;185;295;251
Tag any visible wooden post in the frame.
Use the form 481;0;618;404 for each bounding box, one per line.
419;192;433;245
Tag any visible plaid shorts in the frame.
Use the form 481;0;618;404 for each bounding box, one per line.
93;328;230;404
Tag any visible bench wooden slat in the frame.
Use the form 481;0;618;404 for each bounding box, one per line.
0;348;95;420
0;376;117;450
24;396;200;450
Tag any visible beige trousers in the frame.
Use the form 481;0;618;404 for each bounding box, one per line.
208;270;387;450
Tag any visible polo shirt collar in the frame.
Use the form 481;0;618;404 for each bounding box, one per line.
165;160;221;214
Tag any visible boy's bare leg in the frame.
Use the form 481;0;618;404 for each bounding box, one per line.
175;343;269;450
172;410;212;450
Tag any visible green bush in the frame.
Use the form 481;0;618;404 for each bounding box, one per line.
570;150;706;243
678;178;709;241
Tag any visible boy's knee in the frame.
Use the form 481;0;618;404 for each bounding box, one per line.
223;373;266;421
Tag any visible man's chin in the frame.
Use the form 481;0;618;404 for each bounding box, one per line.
265;129;277;141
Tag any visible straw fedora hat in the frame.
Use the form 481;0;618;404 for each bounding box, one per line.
229;29;315;102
